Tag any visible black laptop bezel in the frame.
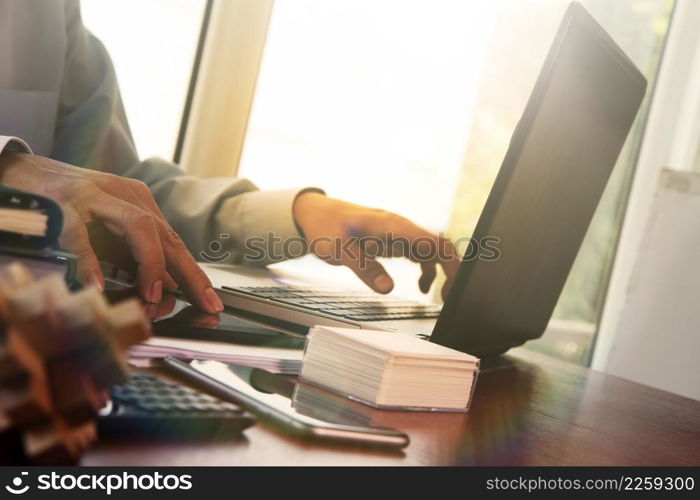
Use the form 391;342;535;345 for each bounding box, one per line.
430;2;647;356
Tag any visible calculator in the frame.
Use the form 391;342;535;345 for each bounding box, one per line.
98;371;255;439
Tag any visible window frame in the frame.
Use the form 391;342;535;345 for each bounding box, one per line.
592;0;700;370
178;0;275;177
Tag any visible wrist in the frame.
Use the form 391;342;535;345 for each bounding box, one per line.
0;151;25;181
293;191;326;239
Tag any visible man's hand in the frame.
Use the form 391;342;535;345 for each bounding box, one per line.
0;152;223;313
293;192;460;299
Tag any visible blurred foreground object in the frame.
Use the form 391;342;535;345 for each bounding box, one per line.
0;263;150;464
0;184;76;285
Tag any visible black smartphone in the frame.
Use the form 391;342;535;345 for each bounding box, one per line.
163;357;410;449
102;281;304;349
151;297;305;349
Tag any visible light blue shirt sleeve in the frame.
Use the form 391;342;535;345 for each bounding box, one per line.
0;136;32;155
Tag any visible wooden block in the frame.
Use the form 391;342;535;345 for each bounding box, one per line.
0;263;35;333
22;420;95;465
44;354;103;426
6;329;54;416
107;298;151;349
86;347;128;388
0;262;35;283
6;278;105;418
56;420;97;457
0;384;46;428
0;263;34;294
7;273;66;321
53;289;108;352
0;424;25;464
7;275;69;360
54;287;127;388
0;345;28;386
0;268;147;465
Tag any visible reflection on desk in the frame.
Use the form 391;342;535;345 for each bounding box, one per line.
84;348;700;466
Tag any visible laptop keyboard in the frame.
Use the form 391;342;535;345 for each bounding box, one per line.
222;286;442;322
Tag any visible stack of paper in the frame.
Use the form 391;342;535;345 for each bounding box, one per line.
300;326;480;411
129;337;302;374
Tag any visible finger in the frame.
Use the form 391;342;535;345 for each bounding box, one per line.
354;212;462;297
143;291;177;320
92;174;156;217
341;241;394;294
104;183;219;311
109;176;170;225
124;182;188;292
58;208;104;290
88;196;166;303
92;178;179;291
358;236;385;261
157;224;222;313
193;314;221;329
440;278;453;301
352;212;436;260
143;291;177;319
358;212;460;271
438;238;460;300
161;271;179;292
127;179;169;222
120;182;181;292
127;188;179;292
418;261;437;294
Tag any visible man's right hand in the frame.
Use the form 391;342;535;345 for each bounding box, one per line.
0;152;224;313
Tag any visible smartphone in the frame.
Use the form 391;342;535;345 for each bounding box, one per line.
162;357;410;449
101;281;305;349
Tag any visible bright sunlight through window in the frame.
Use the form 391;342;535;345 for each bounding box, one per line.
81;0;205;160
238;0;497;233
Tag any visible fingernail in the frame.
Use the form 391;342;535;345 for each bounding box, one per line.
144;303;159;320
373;274;394;294
204;287;224;313
88;272;104;291
147;280;163;303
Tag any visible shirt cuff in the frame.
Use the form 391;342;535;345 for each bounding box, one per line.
216;187;324;265
0;136;32;155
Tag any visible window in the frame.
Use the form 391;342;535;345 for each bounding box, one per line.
239;0;496;230
238;0;497;300
80;0;207;160
238;0;675;364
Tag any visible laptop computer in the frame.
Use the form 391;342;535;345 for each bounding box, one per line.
206;3;647;356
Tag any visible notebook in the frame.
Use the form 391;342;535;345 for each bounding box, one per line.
129;337;303;375
300;326;480;411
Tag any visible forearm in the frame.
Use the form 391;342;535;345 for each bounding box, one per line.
122;156;321;266
56;2;321;266
0;136;32;156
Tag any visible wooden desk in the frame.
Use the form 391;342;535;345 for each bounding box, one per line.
83;348;700;466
